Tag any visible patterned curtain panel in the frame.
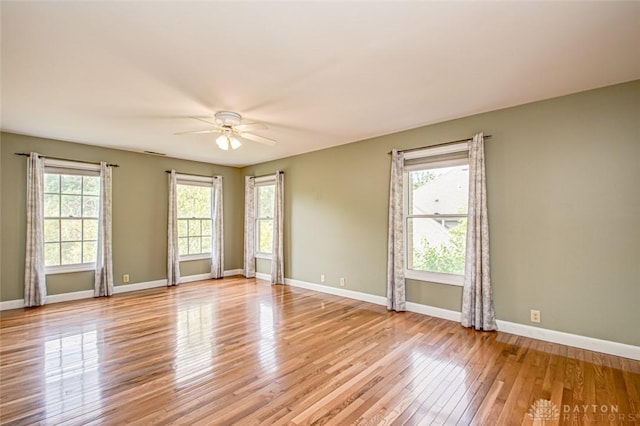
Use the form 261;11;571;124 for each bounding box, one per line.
94;162;114;297
167;170;181;286
387;149;406;311
243;176;256;278
270;172;285;285
24;152;47;307
461;133;497;331
210;176;224;279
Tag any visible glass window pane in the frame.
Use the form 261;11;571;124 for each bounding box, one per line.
83;176;100;195
201;236;212;253
257;185;275;218
407;217;467;275
61;175;82;194
409;165;468;215
188;219;201;237
83;241;97;263
201;219;212;236
177;184;211;218
178;237;189;256
45;174;60;193
45;194;60;217
257;219;273;254
60;219;82;241
177;219;188;237
83;219;98;240
189;237;201;254
44;219;60;242
45;243;60;266
61;242;82;265
61;195;82;217
83;196;99;218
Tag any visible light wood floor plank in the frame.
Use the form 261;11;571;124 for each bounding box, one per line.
1;277;639;425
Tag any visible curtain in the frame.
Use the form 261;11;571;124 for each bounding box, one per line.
94;162;114;297
243;176;256;278
211;176;224;279
24;152;46;307
167;170;181;286
270;172;285;285
461;133;497;331
386;149;406;311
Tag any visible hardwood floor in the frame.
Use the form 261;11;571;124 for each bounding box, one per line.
1;277;638;425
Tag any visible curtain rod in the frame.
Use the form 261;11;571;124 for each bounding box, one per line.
387;135;492;155
251;171;284;179
14;152;119;167
165;170;220;178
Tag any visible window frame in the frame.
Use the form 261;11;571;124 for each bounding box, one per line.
175;174;215;261
403;142;469;286
254;176;276;259
44;159;101;275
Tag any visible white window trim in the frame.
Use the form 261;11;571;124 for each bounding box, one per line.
179;253;211;262
45;158;100;172
255;176;276;257
176;176;215;260
176;173;215;185
46;263;96;275
403;142;468;287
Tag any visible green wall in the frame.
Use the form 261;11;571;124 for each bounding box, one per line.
243;81;640;346
0;133;244;300
1;81;638;347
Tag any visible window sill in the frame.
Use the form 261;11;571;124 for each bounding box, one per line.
179;254;211;262
255;253;272;260
46;264;96;275
404;269;464;286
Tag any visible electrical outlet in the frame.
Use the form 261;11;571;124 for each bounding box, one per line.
321;274;325;283
339;277;345;287
123;274;130;283
530;309;541;323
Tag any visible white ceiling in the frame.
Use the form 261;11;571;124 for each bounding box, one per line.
2;2;639;167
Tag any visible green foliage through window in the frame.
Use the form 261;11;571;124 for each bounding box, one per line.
411;218;467;275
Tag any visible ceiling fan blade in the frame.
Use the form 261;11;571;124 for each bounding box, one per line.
174;129;217;135
235;122;268;132
191;116;218;126
239;132;277;146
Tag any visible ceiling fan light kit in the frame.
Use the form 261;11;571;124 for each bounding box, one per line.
215;133;241;151
177;110;277;151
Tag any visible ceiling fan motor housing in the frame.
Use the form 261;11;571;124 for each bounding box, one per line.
215;111;242;126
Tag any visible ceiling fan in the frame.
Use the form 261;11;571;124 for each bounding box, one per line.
176;111;276;150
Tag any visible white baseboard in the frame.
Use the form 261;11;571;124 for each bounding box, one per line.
0;269;240;311
285;278;387;306
256;272;271;281
113;279;167;294
494;320;640;361
284;277;640;361
406;302;461;322
0;299;25;310
224;269;243;277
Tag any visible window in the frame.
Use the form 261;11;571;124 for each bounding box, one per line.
44;170;100;272
404;143;469;285
176;181;212;258
255;181;275;256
